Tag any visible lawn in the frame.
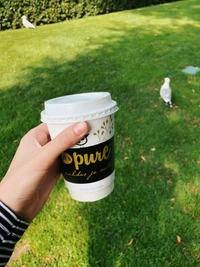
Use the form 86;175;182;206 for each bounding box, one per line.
1;0;200;266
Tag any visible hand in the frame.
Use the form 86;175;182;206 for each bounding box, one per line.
0;122;88;222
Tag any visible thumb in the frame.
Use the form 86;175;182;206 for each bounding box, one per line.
39;122;88;166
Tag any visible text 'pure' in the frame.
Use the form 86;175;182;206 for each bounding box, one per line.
62;145;111;170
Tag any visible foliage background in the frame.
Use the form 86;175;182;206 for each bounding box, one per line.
0;0;181;31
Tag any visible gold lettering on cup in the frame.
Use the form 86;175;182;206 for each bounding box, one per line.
62;145;111;170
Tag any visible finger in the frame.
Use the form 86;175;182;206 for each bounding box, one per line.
36;122;88;167
6;123;51;174
31;123;51;147
17;123;50;150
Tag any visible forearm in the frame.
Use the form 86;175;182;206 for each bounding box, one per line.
0;201;29;266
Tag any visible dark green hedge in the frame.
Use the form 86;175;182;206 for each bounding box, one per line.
0;0;181;31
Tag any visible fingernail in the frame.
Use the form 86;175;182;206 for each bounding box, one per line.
73;122;87;136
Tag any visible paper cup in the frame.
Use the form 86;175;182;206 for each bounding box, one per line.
41;92;118;202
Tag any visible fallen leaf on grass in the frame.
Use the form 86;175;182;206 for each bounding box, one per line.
45;257;53;263
141;156;146;162
78;215;82;221
176;235;181;244
167;179;173;184
126;238;134;246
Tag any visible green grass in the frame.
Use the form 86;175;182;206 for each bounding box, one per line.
1;0;200;266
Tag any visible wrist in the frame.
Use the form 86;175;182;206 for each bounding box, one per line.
0;178;29;222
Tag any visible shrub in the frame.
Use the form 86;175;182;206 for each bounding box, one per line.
0;0;181;31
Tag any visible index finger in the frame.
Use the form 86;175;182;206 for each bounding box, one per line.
33;123;51;147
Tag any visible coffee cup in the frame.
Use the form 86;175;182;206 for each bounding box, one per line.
41;92;118;202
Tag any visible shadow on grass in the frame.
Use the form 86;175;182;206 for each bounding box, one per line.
1;1;200;266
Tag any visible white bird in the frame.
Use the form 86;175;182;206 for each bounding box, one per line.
22;15;36;29
160;77;172;108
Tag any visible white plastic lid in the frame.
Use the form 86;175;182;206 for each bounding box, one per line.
41;92;118;123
